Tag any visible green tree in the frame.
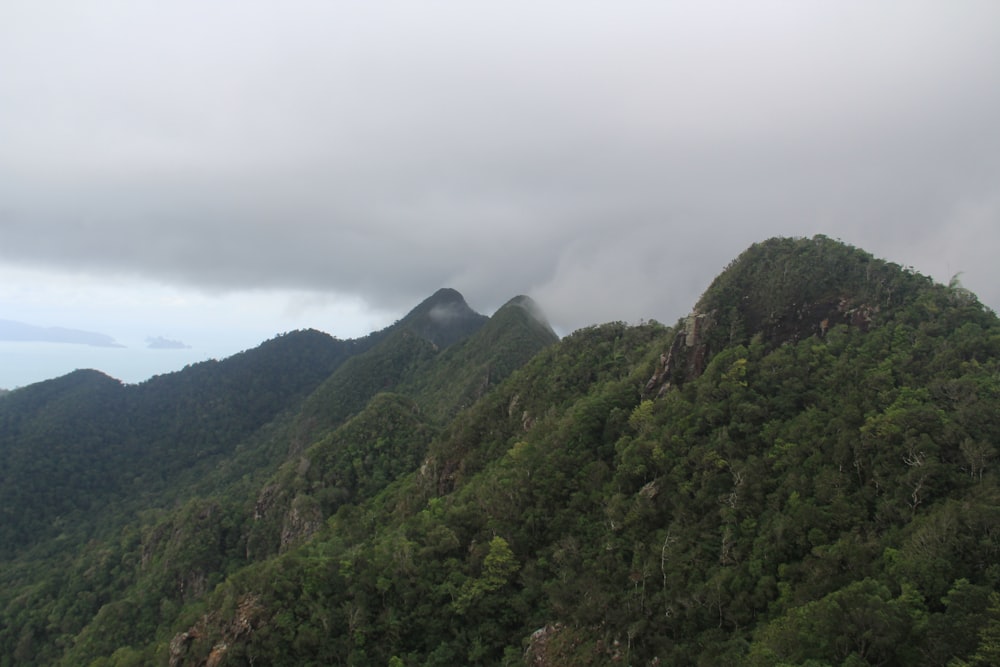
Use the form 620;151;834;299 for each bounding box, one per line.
454;536;520;614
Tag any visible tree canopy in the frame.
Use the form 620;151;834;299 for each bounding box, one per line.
2;238;999;666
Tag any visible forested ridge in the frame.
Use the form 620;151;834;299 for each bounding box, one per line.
3;236;1000;666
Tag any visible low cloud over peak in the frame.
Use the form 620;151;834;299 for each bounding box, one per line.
0;2;998;337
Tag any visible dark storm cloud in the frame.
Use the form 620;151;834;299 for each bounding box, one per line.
2;2;999;332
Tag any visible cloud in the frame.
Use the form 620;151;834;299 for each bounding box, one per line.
1;2;999;334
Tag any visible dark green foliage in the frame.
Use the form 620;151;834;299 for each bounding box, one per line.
245;392;437;559
399;295;559;423
298;293;556;435
297;329;440;435
0;330;355;559
698;235;930;343
0;287;555;665
4;240;1000;666
0;369;128;554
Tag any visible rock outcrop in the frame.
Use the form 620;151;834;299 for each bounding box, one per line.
645;296;879;397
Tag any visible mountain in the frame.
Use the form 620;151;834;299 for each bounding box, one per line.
0;329;356;559
0;289;504;562
395;287;490;349
0;288;556;665
3;238;1000;666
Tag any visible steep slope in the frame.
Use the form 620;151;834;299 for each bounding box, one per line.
159;320;669;666
645;235;969;391
398;294;559;422
294;287;489;435
159;237;1000;667
0;288;557;666
0;370;128;552
5;238;999;666
0;290;489;562
243;293;558;559
0;330;362;559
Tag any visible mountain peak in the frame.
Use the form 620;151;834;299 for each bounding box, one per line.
695;235;926;343
649;235;937;392
425;287;466;304
406;288;474;316
497;295;557;338
698;235;879;312
399;288;488;349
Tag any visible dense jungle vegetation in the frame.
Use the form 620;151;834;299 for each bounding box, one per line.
2;236;999;666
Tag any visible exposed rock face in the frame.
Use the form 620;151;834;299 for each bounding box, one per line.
642;235;912;398
177;570;209;600
168;594;263;667
643;310;714;397
760;296;878;345
523;623;652;666
205;643;228;667
168;630;198;667
524;624;564;665
279;495;323;551
253;483;281;521
644;297;879;397
507;393;536;431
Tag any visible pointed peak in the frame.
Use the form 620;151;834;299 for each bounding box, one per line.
501;294;538;309
499;293;546;317
417;287;469;310
494;295;558;339
404;288;475;319
398;288;487;349
428;287;465;302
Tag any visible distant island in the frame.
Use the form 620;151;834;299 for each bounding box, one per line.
146;335;191;349
0;318;123;347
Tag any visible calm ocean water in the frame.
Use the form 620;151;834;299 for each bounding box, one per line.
0;342;221;389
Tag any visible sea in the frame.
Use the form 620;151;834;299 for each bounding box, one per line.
0;341;226;390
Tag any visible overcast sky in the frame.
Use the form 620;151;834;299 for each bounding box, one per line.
2;1;999;388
